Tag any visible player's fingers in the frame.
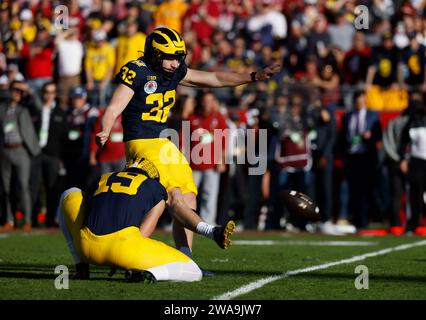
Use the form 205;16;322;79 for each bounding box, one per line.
270;64;281;72
96;135;106;147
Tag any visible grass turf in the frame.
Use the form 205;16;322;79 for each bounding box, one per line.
0;230;425;300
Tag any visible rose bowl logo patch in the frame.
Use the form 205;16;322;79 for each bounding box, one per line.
144;80;157;94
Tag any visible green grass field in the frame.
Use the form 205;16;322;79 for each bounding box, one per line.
0;230;425;300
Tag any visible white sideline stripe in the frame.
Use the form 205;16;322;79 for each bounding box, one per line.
233;240;377;247
0;231;51;239
212;239;426;300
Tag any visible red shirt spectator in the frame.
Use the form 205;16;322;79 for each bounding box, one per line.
90;110;125;163
185;0;220;45
188;93;228;171
68;0;85;38
30;0;53;19
21;42;53;79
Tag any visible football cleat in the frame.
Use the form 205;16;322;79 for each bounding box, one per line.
200;268;216;277
71;262;90;280
108;267;117;278
125;270;157;284
213;220;236;249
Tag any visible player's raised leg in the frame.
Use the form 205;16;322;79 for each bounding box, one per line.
168;188;235;250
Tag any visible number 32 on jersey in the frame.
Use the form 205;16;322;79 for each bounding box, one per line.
142;90;175;123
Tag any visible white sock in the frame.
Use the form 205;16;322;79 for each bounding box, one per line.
196;222;215;240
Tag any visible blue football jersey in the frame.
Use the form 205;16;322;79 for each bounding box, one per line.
84;167;168;235
114;59;188;140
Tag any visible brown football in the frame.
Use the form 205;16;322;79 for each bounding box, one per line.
282;190;320;221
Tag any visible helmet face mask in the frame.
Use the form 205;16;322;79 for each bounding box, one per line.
144;27;187;79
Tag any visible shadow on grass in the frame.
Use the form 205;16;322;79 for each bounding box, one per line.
0;270;129;282
0;262;123;281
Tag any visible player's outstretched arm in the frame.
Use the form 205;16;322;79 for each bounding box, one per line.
96;84;134;147
180;64;281;88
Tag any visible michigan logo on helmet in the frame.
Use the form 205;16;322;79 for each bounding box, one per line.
127;157;160;181
143;27;187;78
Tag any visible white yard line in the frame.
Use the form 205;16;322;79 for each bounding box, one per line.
233;240;378;246
212;239;426;300
0;231;54;239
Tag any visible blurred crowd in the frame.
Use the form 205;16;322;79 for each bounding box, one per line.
0;0;425;235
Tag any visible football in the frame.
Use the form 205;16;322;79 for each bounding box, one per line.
282;190;320;221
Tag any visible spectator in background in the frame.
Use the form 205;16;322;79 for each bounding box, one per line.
273;94;312;231
243;106;273;230
188;91;228;225
85;30;115;108
140;0;158;32
154;0;188;34
342;31;372;109
5;18;24;65
399;31;426;91
311;64;341;110
185;0;220;46
30;0;53;19
0;75;9;104
86;0;117;38
21;24;53;95
366;31;400;90
247;0;287;46
126;1;148;33
19;9;37;43
267;93;289;230
0;2;10;42
308;98;340;234
89;110;126;175
63;86;98;190
286;20;309;70
182;30;202;68
0;81;41;231
66;0;85;38
4;63;25;83
340;91;382;229
327;9;355;52
399;95;426;235
383;98;414;235
55;28;84;109
216;106;249;227
307;14;331;60
31;82;69;227
114;19;146;74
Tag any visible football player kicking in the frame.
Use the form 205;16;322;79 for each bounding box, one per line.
58;157;236;282
96;27;281;258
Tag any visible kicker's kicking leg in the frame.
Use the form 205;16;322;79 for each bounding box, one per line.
168;187;235;250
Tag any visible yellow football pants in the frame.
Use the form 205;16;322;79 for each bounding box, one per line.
59;188;195;272
125;138;198;195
